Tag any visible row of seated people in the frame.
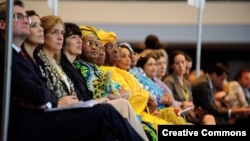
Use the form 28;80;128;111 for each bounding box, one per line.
190;63;250;125
137;39;250;125
4;4;215;141
213;70;250;124
71;25;191;141
72;24;217;130
0;1;146;140
0;3;208;140
138;42;250;125
1;1;250;141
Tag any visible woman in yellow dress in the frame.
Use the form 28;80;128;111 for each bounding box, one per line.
97;29;179;131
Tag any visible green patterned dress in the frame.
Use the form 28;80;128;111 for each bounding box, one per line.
74;61;121;99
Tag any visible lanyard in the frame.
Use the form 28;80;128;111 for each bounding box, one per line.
182;88;189;101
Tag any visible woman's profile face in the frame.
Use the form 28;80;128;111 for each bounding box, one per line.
27;15;44;45
156;56;167;78
44;23;64;52
81;36;99;63
116;47;131;71
104;41;120;65
94;40;106;66
64;34;82;57
143;57;157;79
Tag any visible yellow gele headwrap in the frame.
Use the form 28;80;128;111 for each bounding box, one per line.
97;29;117;46
79;25;97;38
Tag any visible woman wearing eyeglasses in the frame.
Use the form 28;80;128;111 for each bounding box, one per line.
74;25;123;99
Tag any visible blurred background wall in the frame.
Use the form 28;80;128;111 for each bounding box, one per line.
22;0;250;80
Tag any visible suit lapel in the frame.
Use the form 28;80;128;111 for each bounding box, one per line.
12;49;41;81
61;54;87;87
172;74;185;101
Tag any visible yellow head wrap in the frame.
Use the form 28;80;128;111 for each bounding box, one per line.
97;29;117;46
79;25;97;38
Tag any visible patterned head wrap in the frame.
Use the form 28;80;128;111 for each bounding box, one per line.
119;42;134;54
79;25;97;38
97;29;117;46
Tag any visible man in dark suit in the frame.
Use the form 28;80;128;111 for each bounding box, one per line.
235;67;250;105
0;1;143;141
191;62;250;125
234;67;250;125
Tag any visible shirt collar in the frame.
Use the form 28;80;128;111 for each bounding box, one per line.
12;43;21;53
206;73;213;90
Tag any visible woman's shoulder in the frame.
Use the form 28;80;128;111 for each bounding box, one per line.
163;74;175;83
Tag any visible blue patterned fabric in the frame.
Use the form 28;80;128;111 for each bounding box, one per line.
129;67;165;109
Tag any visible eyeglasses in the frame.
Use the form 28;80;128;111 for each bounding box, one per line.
13;13;31;24
83;40;99;48
105;43;120;50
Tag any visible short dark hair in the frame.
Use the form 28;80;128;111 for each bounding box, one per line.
234;67;250;81
63;22;82;47
119;42;133;55
144;34;162;49
136;52;157;68
206;62;229;76
0;0;24;20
